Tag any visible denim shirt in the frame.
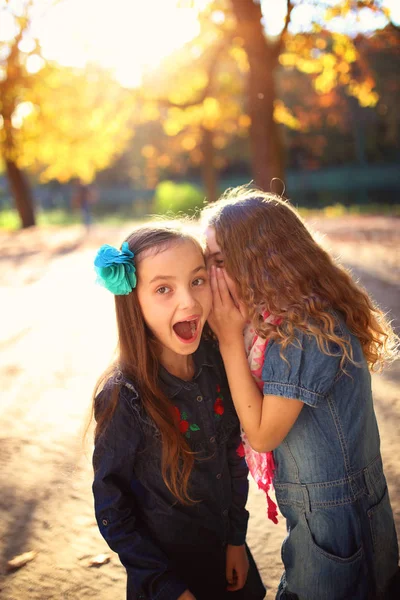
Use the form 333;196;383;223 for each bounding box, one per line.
92;340;249;600
261;315;399;598
261;316;381;486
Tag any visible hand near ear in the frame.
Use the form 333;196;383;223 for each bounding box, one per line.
208;266;247;346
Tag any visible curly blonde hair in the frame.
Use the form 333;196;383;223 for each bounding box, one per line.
202;186;398;371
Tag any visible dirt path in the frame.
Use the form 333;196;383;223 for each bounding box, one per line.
0;217;399;599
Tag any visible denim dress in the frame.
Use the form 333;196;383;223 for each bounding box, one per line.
92;340;266;600
262;316;399;600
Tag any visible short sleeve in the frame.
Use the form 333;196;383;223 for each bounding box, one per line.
262;330;341;407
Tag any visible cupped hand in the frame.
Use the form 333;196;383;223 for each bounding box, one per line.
207;266;247;346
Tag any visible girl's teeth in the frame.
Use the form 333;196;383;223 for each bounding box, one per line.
190;321;196;335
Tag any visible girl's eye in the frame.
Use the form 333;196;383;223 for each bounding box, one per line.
156;286;171;295
214;259;224;267
192;277;206;287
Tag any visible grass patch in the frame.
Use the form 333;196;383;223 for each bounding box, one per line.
0;209;21;229
153;181;205;216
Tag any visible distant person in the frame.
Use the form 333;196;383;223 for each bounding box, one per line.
71;179;97;228
90;225;266;600
202;186;400;600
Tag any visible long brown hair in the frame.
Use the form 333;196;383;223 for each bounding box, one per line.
93;224;203;504
203;185;398;371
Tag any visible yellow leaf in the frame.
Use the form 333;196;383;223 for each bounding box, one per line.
181;136;197;151
229;46;249;73
141;145;157;158
274;101;303;131
238;114;251;128
297;58;323;75
279;53;297;67
322;53;337;69
164;120;183;136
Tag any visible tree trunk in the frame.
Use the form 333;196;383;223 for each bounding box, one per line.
348;96;367;166
230;0;284;192
201;127;218;203
247;55;284;191
5;159;36;228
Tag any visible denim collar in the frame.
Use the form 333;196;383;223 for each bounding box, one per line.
158;340;215;398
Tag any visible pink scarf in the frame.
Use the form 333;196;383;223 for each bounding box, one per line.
238;315;279;524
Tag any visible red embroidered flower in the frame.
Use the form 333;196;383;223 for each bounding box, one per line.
172;406;200;438
236;442;245;458
214;384;224;417
179;420;189;433
214;397;224;416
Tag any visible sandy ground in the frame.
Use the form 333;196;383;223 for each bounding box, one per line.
0;216;399;599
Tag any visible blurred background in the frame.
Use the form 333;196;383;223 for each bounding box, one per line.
1;0;399;228
0;2;399;599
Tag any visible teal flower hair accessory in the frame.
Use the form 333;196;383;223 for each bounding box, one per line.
94;241;136;295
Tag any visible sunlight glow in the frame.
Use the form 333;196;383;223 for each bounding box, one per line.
18;36;36;53
0;10;18;42
384;0;400;26
1;0;394;89
11;101;34;129
29;0;208;88
26;54;45;74
261;0;288;37
284;0;391;36
260;0;391;37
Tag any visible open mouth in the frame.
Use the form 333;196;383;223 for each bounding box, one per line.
173;317;200;343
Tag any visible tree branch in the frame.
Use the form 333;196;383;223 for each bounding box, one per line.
273;0;294;63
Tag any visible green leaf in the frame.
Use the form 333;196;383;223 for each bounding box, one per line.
181;411;188;420
185;431;191;438
190;423;200;431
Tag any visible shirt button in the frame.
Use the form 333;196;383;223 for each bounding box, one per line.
216;473;222;479
196;395;203;402
222;509;228;517
102;519;108;526
210;436;216;443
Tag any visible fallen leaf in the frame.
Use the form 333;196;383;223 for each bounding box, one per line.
7;551;37;572
87;553;111;567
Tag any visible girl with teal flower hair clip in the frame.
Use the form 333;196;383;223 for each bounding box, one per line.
94;241;137;295
90;224;265;600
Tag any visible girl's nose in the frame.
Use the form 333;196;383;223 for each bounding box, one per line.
178;289;198;310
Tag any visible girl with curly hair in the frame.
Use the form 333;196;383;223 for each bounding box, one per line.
202;187;399;600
